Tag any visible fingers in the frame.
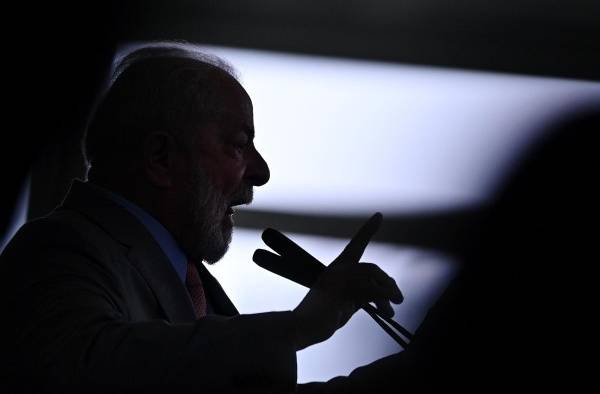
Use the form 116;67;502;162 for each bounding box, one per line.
257;227;328;288
261;228;296;256
363;263;403;304
334;212;382;266
371;299;395;319
291;257;402;350
253;247;279;261
352;274;401;307
321;262;402;310
253;248;283;271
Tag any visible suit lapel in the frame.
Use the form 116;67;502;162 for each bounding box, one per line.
196;262;239;316
127;244;196;322
59;180;197;323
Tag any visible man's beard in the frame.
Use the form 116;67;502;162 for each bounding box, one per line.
180;166;252;264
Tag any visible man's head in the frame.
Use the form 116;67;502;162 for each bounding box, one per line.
83;43;270;263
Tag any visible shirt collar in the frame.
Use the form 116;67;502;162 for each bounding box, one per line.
90;183;188;283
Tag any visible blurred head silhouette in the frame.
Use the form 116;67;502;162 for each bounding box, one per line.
83;43;270;263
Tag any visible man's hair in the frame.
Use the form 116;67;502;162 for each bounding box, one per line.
82;41;238;180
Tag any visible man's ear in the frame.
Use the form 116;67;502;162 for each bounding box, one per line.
142;131;180;188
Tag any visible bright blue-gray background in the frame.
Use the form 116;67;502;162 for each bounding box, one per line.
194;46;600;382
3;44;599;383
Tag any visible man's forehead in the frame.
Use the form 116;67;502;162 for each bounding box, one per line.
184;68;255;142
211;72;253;114
212;110;255;139
211;95;253;127
210;74;254;126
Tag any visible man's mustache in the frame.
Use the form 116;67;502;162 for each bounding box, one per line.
229;185;253;207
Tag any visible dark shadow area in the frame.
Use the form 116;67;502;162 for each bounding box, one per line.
121;0;600;81
417;104;600;390
1;2;598;392
9;0;600;234
236;207;485;256
309;105;600;392
1;2;120;239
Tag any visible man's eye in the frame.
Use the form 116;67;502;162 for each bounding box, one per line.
227;133;250;156
230;141;247;154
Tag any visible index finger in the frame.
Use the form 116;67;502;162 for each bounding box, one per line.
334;212;382;265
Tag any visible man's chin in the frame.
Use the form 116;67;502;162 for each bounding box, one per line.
203;243;230;265
183;218;233;264
202;228;232;265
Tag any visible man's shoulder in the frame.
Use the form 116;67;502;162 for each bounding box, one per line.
2;207;122;265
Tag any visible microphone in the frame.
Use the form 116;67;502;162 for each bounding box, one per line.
253;228;325;288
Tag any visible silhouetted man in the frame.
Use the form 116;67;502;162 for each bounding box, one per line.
0;43;402;394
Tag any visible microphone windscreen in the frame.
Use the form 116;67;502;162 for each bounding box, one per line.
253;248;320;288
262;228;326;268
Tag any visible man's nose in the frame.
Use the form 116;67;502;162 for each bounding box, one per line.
245;147;270;187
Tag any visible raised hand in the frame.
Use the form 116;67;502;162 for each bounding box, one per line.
264;213;403;350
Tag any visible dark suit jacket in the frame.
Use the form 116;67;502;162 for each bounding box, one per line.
0;180;299;394
9;117;590;394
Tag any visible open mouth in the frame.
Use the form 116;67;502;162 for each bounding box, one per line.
226;200;248;217
228;199;250;211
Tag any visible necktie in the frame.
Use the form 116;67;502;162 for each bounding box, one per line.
186;260;207;318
